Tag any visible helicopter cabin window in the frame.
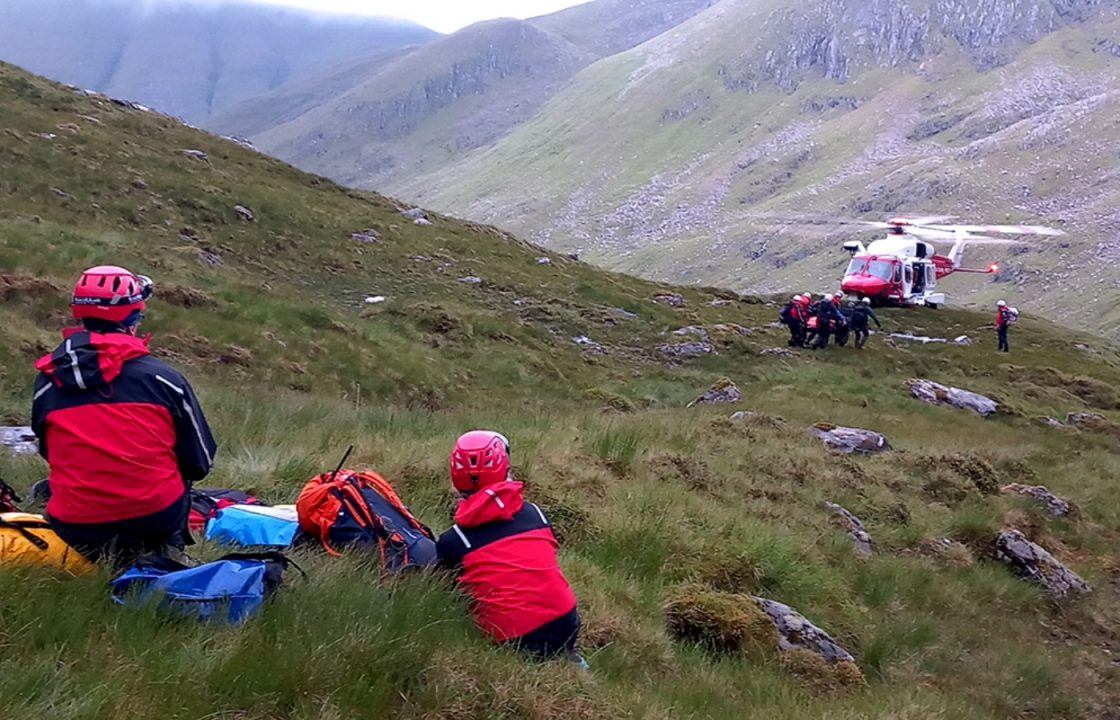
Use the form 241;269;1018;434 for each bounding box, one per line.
926;265;937;285
868;260;893;281
846;258;869;276
904;265;913;285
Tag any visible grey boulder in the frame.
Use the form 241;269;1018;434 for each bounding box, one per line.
823;502;873;556
810;425;890;454
995;529;1090;600
0;426;38;456
907;379;999;417
753;597;855;663
1001;484;1073;517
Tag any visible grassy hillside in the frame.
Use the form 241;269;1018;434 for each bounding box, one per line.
401;0;1120;340
2;63;1120;719
0;0;437;124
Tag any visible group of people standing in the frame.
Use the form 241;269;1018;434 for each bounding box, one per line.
780;292;881;350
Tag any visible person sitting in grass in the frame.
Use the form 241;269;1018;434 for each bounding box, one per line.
436;430;586;666
31;266;217;565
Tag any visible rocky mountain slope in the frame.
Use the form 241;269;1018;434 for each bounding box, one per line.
0;0;437;124
209;0;716;187
2;61;1120;719
400;0;1120;339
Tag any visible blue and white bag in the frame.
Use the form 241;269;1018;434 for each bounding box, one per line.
205;504;300;549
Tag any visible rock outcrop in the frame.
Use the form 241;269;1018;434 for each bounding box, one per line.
1001;483;1073;517
995;529;1090;600
688;378;742;407
658;341;716;359
823;502;873;556
753;597;855;663
907;379;999;416
653;292;685;307
810;424;890;454
0;426;37;456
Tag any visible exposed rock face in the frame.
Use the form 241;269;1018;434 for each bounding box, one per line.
0;427;37;456
688;378;742;407
196;249;223;268
823;502;873;556
351;229;380;244
401;208;429;221
1066;412;1120;438
572;335;609;355
459;276;483;285
658;341;716;359
673;325;710;341
760;347;796;358
1002;483;1073;517
177;149;208;161
907;379;999;416
889;332;946;344
995;529;1090;600
753;597;855;663
653;292;686;307
233;205;254;221
810;424;890;454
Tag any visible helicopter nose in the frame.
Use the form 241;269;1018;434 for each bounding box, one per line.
842;276;887;297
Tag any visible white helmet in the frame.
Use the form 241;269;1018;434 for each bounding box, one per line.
792;294;802;302
861;297;872;305
997;300;1007;307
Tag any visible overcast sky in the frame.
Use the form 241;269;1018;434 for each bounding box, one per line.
233;0;589;33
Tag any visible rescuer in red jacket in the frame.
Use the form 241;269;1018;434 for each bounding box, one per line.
436;431;585;664
31;266;217;564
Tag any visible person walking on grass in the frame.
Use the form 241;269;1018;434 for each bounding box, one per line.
996;300;1017;353
780;295;806;348
813;292;846;350
850;298;882;350
436;430;587;667
31;266;217;565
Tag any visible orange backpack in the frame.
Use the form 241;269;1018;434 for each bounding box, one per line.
0;513;95;575
296;470;437;571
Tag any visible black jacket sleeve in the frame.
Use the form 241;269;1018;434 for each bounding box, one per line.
155;370;217;484
31;374;52;461
869;308;881;328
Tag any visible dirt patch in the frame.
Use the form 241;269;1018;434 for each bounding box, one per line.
160;283;217;309
0;274;59;301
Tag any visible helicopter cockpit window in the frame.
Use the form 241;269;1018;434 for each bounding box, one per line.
846;258;868;275
868;260;893;281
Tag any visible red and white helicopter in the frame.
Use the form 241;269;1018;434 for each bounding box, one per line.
831;216;1063;308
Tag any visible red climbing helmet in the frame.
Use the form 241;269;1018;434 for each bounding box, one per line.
71;265;153;324
450;430;511;493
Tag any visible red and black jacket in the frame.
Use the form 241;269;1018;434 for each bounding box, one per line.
31;330;217;525
436;482;578;643
996;307;1014;328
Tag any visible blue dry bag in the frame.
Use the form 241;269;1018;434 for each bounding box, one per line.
111;552;292;624
205;505;300;549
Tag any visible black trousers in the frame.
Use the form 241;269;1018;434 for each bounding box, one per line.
814;326;831;349
48;492;190;566
854;326;870;349
787;321;804;347
998;326;1009;352
507;606;581;659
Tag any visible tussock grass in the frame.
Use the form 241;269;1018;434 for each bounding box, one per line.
1;64;1119;718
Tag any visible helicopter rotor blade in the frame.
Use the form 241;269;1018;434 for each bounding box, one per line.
922;223;1064;236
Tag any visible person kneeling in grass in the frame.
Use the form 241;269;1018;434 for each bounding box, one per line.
436;430;587;667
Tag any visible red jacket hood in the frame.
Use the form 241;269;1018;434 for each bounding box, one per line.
454;481;526;528
36;329;151;391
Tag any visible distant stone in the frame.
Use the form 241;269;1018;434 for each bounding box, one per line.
37;132;58;141
709;323;752;336
351;229;380;244
363;296;387;305
810;424;891;454
823;502;873;556
537;257;552;265
410;255;432;262
572;335;608;355
889;333;946;344
907;379;999;417
658;341;716;359
1001;483;1073;517
753;597;855;663
952;335;972;345
1065;412;1120;438
50;187;74;200
760;347;796;358
995;529;1090;600
177;149;208;161
401;208;428;221
708;299;732;307
233;205;254;222
414;217;433;226
221;135;257;151
1039;416;1069;429
0;426;37;456
672;326;710;342
610;307;638;320
197;249;223;268
653;292;686;307
131;178;149;190
688;378;742;408
460;276;483;285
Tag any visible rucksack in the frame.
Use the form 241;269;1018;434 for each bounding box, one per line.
111;551;293;624
297;470;437;572
189;488;263;534
1007;308;1020;325
779;304;793;324
0;512;95;575
0;476;21;513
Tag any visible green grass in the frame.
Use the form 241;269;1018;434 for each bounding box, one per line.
1;63;1120;718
